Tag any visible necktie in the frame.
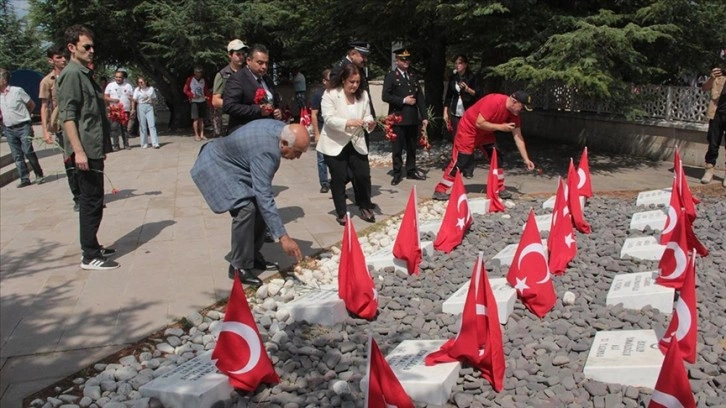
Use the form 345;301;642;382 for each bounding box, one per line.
257;77;262;84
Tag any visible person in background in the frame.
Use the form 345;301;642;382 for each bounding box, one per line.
443;54;481;150
184;67;210;141
700;50;726;187
310;69;331;194
331;41;375;147
131;76;159;149
212;39;248;138
0;68;45;188
104;69;134;150
292;67;306;121
317;64;376;225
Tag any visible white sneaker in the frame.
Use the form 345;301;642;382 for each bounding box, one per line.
142;144;149;149
153;145;160;149
700;164;714;184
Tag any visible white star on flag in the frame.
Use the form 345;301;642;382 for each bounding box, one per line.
514;277;529;294
564;233;575;248
456;217;466;230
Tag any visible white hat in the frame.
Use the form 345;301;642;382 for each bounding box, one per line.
227;39;249;53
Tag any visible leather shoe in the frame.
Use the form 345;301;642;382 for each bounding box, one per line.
254;257;279;271
228;264;236;279
320;185;329;193
335;215;346;226
360;208;376;223
237;268;263;286
406;172;425;180
391;175;402;186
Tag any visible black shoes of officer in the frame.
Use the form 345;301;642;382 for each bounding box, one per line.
360;208;376;223
228;265;263;286
254;257;279;271
406;172;426;180
391;175;402;186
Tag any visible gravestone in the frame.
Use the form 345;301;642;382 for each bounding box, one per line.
469;197;491;215
441;277;516;323
629;209;667;231
278;288;347;326
139;350;231;408
583;329;664;389
491;239;548;268
522;213;553;234
619;237;666;261
543;195;585;211
635;188;671;207
606;271;674;313
419;219;443;236
361;340;460;406
366;241;434;273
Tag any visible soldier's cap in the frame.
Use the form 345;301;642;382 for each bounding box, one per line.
227;39;249;53
511;90;533;111
393;48;411;59
349;41;371;55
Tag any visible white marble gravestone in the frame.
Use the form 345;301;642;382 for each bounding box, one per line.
606;271;674;313
441;278;516;323
491;239;549;268
469;197;491;215
366;241;434;273
361;340;460;406
635;188;671;207
629;209;668;231
419;219;443;236
522;213;553;234
543;195;586;210
139;350;231;408
583;329;664;389
619;237;666;261
278;288;347;326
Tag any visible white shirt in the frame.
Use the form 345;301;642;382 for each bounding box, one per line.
0;86;32;126
105;81;134;111
133;86;156;105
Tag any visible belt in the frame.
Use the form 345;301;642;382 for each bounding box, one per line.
6;120;30;129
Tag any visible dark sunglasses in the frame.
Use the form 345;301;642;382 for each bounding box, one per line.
81;44;94;51
399;57;410;62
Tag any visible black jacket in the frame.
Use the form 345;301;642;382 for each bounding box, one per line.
443;71;481;116
382;68;427;126
223;66;280;134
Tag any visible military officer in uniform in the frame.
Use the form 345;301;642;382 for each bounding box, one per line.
382;48;428;185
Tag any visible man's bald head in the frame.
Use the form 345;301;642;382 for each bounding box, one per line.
280;124;310;160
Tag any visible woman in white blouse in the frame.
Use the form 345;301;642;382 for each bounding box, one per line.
131;76;159;148
317;64;376;225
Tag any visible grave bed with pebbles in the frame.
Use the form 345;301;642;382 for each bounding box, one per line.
25;170;726;408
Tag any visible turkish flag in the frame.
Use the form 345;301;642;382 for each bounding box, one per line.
656;208;689;289
393;186;422;275
299;106;311;127
425;252;505;391
365;337;415;408
486;148;505;213
577;147;593;198
548;178;577;275
673;148;699;221
648;338;696;408
683;209;708;257
567;159;591;234
659;249;698;364
338;213;378;320
212;278;280;391
507;210;557;317
660;174;683;245
434;170;472;253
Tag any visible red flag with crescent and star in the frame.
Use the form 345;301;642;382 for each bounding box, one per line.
683;208;708;257
434;170;472;253
648;337;696;408
507;210;557;317
547;178;577;275
660;174;683;245
486;148;505;213
338;213;378;320
567;158;591;234
425;252;505;391
365;336;415;408
392;186;422;275
656;208;689;289
212;278;280;391
577;147;593;198
659;249;697;364
673;148;699;221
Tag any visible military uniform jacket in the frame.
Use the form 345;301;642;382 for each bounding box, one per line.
331;57;376;117
382;68;427;126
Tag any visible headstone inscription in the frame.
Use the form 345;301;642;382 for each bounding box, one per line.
619;236;666;261
606;271;674;313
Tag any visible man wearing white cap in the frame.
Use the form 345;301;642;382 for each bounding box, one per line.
331;41;376;140
212;39;248;137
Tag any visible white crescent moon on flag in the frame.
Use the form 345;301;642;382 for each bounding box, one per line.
660;243;687;280
662;206;677;235
517;243;551;284
220;321;262;374
457;194;470;222
649;390;686;408
577;168;587;189
672;298;692;341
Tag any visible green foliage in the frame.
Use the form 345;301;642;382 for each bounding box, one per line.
0;0;47;72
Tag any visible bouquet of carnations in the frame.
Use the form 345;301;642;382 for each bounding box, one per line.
418;125;431;150
108;104;129;126
254;88;274;114
376;113;402;141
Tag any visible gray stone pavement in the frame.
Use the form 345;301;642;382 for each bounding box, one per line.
0;128;697;406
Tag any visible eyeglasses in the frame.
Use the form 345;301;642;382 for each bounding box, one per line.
399;57;410;62
81;44;94;51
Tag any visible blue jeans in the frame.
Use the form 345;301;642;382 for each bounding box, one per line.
317;151;329;187
3;122;43;182
137;104;158;146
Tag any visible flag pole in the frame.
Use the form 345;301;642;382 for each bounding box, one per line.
363;333;373;408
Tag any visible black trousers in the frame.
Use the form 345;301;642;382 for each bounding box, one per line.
110;120;129;148
392;124;419;177
448;143;504;178
228;200;266;270
324;143;373;217
77;157;105;260
705;112;726;165
56;132;80;203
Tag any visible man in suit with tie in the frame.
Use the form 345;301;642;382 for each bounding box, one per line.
190;120;308;286
223;44;282;134
382;48;428;185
